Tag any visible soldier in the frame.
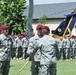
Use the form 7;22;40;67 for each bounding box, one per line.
15;34;22;59
21;33;29;59
63;36;71;60
0;25;13;75
27;24;43;75
27;26;58;75
57;38;63;60
11;34;17;59
70;36;76;59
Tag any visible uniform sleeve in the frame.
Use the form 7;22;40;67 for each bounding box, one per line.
54;39;59;53
27;38;41;59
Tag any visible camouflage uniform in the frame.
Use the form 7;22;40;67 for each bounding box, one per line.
63;37;71;60
15;36;22;59
22;37;29;59
10;35;16;59
27;35;42;75
27;35;58;75
70;38;76;59
0;34;13;75
57;39;63;60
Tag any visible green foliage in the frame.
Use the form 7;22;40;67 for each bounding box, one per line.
38;14;47;25
0;0;27;34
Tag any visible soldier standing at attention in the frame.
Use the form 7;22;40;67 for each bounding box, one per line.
0;25;13;75
63;36;71;60
57;38;63;60
15;34;22;59
27;26;58;75
27;24;43;75
70;36;76;59
21;33;29;59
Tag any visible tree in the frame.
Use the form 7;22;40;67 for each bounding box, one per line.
38;14;47;25
26;0;34;38
0;0;27;34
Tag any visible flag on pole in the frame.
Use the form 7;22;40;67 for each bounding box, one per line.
51;10;76;39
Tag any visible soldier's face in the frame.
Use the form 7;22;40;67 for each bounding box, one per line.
37;29;43;37
3;29;9;35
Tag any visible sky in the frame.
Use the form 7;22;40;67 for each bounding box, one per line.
26;0;76;5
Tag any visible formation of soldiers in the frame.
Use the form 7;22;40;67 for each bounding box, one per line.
11;32;29;60
56;36;76;60
10;31;76;61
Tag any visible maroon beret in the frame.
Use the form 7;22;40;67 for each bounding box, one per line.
32;33;35;37
1;25;9;30
36;24;43;30
17;34;21;37
42;26;50;32
0;27;2;31
23;33;28;37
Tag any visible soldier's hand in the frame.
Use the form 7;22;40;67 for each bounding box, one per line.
26;57;32;61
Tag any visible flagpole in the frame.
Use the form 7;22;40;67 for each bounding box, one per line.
63;16;74;37
17;60;29;75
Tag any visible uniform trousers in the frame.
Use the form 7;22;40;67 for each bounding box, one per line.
71;48;76;59
41;63;56;75
22;48;27;59
57;48;62;60
31;61;41;75
0;61;10;75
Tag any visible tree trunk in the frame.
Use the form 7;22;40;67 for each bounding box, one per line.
26;0;33;38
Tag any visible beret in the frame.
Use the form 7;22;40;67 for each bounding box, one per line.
42;26;50;32
32;33;35;37
17;34;21;37
23;33;28;37
17;34;23;38
0;25;9;30
36;24;43;30
0;27;1;30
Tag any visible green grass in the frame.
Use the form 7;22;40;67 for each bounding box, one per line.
9;59;76;75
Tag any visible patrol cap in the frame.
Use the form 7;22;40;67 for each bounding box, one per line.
0;25;9;30
36;24;43;30
42;26;50;32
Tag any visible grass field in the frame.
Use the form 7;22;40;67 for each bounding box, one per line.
9;59;76;75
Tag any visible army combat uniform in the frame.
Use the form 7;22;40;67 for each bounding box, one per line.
27;35;42;75
70;38;76;59
57;39;63;60
0;34;13;75
15;35;22;59
27;35;58;75
63;37;71;60
22;36;29;59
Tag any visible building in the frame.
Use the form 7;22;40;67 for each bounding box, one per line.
23;2;76;35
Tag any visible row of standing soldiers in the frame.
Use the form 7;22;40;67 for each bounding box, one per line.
11;34;76;60
56;36;76;60
11;33;29;59
11;33;76;60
